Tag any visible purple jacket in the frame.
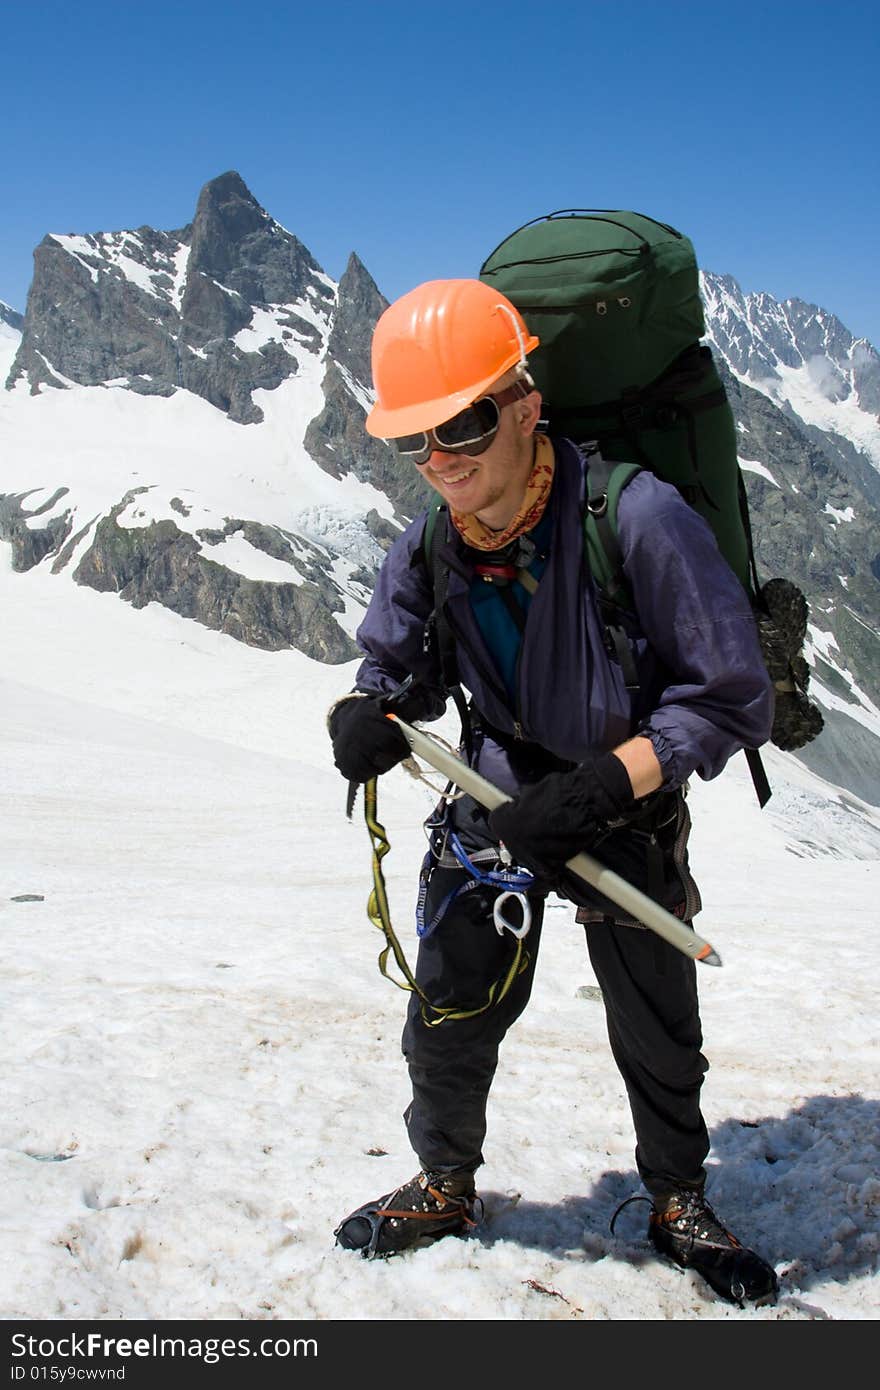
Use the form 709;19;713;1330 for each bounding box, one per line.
354;437;773;797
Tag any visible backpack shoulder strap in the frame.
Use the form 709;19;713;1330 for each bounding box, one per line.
421;499;473;751
582;450;642;690
422;495;444;567
421;498;456;684
583;452;641;596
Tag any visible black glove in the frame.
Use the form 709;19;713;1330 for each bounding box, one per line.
487;752;636;877
327;694;410;784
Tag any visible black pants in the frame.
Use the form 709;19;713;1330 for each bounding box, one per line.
401;865;709;1197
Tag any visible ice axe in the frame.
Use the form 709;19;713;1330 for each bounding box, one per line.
388;714;722;968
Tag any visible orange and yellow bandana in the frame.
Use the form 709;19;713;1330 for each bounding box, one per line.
450;434;555;552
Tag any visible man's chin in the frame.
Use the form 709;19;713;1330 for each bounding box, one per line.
434;479;482;508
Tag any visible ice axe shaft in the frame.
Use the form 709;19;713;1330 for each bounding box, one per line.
389;715;721;968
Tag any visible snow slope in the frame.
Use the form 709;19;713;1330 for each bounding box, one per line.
2;552;878;1324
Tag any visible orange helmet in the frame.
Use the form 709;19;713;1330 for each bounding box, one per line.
365;279;540;438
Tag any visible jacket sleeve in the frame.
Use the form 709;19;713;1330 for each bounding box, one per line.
350;514;448;722
617;472;774;787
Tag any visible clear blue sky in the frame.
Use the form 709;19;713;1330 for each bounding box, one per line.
3;0;879;346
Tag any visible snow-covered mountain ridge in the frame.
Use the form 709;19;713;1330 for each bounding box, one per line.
700;271;880;501
1;178;878;805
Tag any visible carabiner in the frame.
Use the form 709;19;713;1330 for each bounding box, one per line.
493;891;532;940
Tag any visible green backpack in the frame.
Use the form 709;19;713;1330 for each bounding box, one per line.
423;211;823;804
480;209;753;589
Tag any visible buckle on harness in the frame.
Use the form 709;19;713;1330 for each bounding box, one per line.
493;891;532;940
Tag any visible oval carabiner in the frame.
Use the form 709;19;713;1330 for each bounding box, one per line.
493;891;532;940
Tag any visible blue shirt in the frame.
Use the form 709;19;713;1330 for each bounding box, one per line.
469;507;553;702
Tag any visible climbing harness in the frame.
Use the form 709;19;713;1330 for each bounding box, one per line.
415;801;535;940
361;757;535;1027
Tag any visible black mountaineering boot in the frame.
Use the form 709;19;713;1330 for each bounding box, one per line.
334;1169;479;1259
648;1186;778;1305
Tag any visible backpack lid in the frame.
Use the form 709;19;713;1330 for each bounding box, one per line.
480;210;705;402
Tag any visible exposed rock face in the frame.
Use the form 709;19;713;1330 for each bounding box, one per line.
71;494;358;661
0;490;74;570
1;301;24;331
723;363;877;605
8;224;188;396
303;252;430;517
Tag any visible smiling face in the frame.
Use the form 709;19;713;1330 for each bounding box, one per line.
416;376;543;530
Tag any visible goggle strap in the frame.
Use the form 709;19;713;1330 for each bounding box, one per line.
490;377;533;409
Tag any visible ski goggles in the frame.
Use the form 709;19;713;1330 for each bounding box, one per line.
391;377;533;465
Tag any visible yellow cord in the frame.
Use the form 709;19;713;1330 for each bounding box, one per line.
362;777;528;1026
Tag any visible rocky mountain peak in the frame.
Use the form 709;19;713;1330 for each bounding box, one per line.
329;252;387;388
5;171;338;425
186;170;325;312
194;169;265;238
